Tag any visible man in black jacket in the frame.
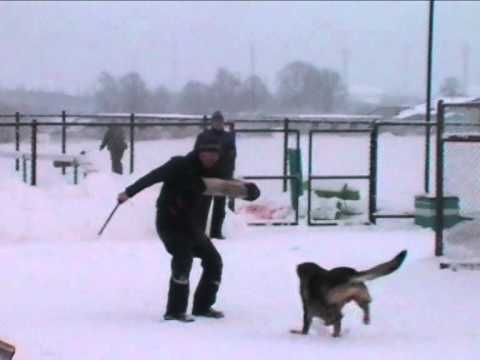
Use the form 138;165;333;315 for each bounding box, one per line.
194;111;236;239
117;142;259;322
100;125;128;175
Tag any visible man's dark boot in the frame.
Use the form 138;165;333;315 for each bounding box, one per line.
192;279;223;318
164;278;190;322
192;308;225;319
210;233;226;240
163;313;195;322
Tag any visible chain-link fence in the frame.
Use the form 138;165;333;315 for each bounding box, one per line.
436;101;480;260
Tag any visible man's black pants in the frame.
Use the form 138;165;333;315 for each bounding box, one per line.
157;217;223;315
110;149;125;175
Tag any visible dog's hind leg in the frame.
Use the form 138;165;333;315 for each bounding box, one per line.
301;310;313;334
290;310;313;335
332;319;342;337
357;301;370;325
352;284;371;325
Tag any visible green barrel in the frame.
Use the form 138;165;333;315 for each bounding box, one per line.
288;148;303;210
414;195;463;230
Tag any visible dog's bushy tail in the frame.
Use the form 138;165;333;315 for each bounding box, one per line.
350;250;407;283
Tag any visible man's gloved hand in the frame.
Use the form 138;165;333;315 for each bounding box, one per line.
244;182;260;201
117;192;129;204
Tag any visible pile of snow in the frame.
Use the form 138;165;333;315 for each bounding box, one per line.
1;134;480;359
394;96;477;120
445;218;480;261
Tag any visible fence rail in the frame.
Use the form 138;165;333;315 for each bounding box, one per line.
0;114;302;193
3;110;480;230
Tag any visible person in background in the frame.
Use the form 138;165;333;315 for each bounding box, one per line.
194;110;236;240
100;125;128;175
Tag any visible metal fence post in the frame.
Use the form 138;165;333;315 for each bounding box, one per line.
61;110;67;175
31;120;37;186
228;120;235;133
202;115;208;130
369;122;379;224
228;120;236;212
425;0;435;194
22;155;27;183
307;129;313;226
129;113;135;174
15;112;20;171
435;100;444;257
283;118;289;192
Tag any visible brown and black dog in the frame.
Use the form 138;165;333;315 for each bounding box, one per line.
291;250;407;337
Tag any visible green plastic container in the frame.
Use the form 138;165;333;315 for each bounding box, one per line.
414;195;464;229
288;148;303;210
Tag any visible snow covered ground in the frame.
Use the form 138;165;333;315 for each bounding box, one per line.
0;134;479;359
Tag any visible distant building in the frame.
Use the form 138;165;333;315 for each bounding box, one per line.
367;106;409;120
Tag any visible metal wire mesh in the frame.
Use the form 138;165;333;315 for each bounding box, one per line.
442;105;480;260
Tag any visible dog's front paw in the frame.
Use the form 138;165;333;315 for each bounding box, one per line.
290;329;307;335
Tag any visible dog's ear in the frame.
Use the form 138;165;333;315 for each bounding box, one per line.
297;262;319;278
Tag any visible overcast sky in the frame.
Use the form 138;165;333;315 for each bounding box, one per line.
1;1;479;97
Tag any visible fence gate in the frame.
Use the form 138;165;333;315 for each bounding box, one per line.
307;129;375;226
436;100;480;262
234;128;301;226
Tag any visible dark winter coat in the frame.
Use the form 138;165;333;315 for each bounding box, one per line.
124;151;217;235
194;129;236;178
100;126;128;152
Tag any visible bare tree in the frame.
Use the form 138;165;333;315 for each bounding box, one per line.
150;85;174;113
210;68;242;112
95;71;120;112
238;75;272;112
276;61;345;112
178;80;211;114
118;72;150;113
317;68;347;113
440;76;463;97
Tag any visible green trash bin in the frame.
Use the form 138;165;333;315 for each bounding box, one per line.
288;148;303;210
414;195;465;230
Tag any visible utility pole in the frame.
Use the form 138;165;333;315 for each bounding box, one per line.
425;0;434;194
171;36;178;92
250;43;256;111
341;48;350;93
462;44;470;95
403;44;411;95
